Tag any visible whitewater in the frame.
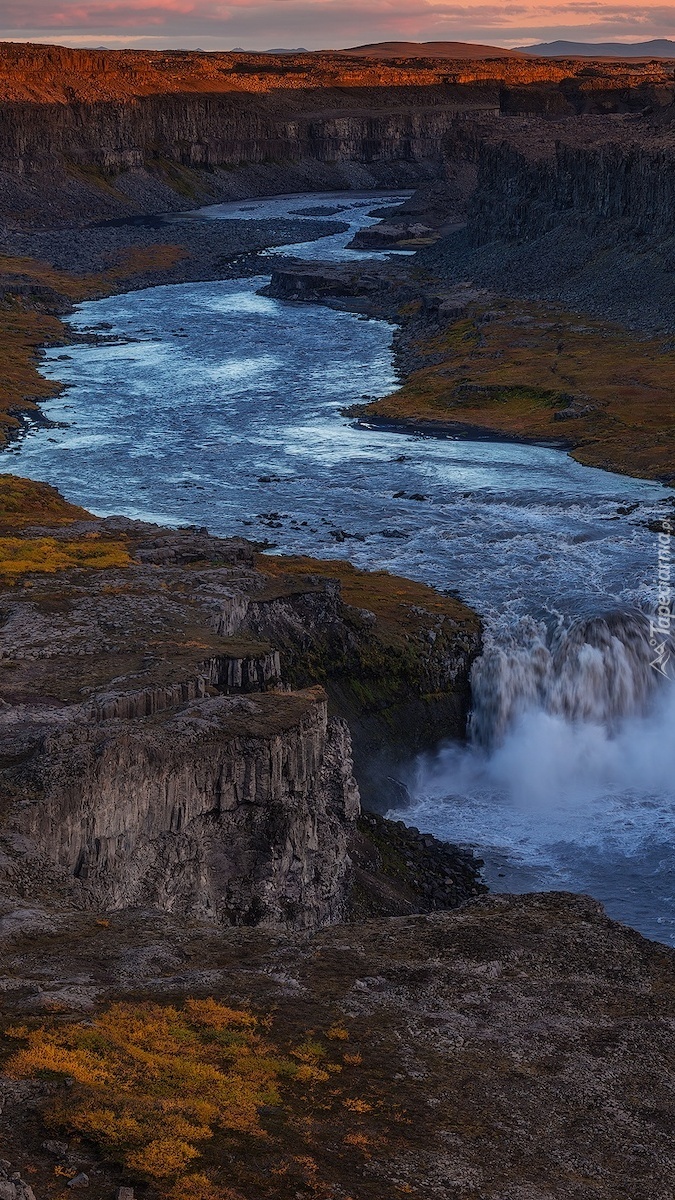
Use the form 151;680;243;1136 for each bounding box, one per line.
2;191;673;942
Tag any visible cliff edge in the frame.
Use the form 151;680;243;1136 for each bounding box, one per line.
0;476;482;930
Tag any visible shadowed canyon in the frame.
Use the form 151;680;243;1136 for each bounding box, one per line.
0;40;674;1200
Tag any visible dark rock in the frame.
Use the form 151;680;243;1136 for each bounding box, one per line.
42;1142;69;1158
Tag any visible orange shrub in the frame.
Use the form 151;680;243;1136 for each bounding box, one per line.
5;1001;294;1188
0;535;130;580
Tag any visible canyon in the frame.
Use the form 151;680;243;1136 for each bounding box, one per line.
0;40;674;1200
1;42;674;476
0;478;482;927
0;43;673;227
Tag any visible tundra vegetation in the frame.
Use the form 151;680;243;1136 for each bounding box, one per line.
359;298;675;480
5;1000;381;1200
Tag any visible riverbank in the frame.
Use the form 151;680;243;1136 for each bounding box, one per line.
265;258;675;485
4;185;675;485
361;295;675;484
0;213;348;448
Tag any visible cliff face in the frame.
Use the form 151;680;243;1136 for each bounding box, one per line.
0;499;481;928
0;42;673;225
460;119;675;244
0;88;495;225
412;113;675;334
0;522;357;927
12;690;357;927
1;89;497;179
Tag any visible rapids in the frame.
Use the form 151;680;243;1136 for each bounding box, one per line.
2;191;673;942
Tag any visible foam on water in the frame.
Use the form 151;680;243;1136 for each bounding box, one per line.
2;190;673;942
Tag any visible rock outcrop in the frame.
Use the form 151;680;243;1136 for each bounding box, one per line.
9;688;358;928
457;117;675;244
0;498;481;929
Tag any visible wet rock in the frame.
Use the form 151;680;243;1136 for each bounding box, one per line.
348;221;435;249
349;810;486;919
328;529;365;542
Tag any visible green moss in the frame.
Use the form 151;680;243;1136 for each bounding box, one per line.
360;298;675;482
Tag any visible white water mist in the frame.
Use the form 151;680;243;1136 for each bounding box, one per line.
404;610;675;942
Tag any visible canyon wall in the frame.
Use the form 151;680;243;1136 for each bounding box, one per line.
415;113;675;332
11;688;358;927
0;88;494;225
0;42;673;225
0;513;481;927
457;119;675;243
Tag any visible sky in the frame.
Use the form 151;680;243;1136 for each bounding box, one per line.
0;0;673;52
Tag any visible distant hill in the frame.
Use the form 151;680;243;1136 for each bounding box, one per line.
339;40;522;59
518;39;675;58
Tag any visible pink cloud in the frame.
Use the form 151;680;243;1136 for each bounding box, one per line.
1;0;674;47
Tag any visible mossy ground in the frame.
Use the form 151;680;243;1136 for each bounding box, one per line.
257;553;479;711
2;997;404;1200
0;535;130;581
359;298;675;482
0;475;90;530
258;554;479;641
0;476;131;581
2;896;674;1200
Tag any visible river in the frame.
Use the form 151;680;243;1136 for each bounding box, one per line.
3;191;674;944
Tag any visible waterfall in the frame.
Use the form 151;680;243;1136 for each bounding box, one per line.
470;610;673;749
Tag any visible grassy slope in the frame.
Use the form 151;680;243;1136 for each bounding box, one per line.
259;553;479;635
0;475;132;579
358;298;675;482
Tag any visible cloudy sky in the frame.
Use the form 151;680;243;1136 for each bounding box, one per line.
1;0;673;51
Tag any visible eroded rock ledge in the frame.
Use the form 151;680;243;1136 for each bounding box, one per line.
0;483;482;930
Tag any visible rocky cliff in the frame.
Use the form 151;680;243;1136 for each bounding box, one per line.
1;43;674;226
457;117;675;243
0;88;488;225
0;484;481;929
413;113;675;334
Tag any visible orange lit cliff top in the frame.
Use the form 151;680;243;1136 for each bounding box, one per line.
0;40;673;104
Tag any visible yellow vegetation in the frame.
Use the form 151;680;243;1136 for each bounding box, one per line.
0;474;91;531
326;1025;350;1041
6;1001;296;1192
4;1003;380;1200
342;1098;372;1113
0;305;66;444
0;535;130;581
